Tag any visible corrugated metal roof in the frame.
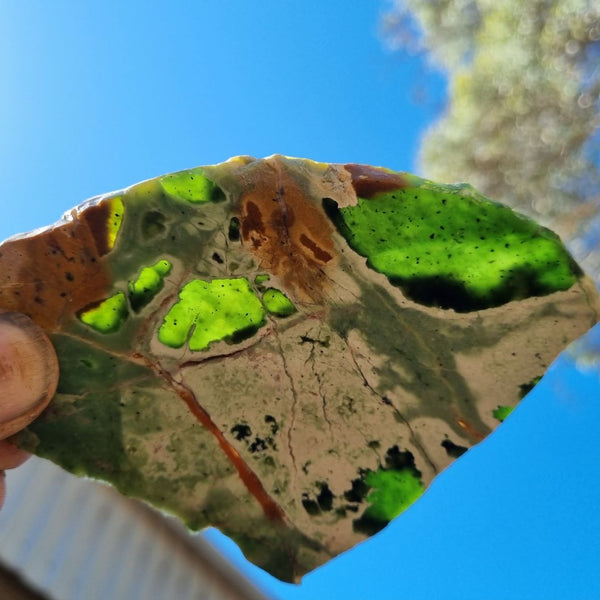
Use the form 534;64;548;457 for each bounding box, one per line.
0;457;273;600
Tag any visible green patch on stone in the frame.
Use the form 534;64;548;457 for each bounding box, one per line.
363;468;424;522
79;292;128;333
160;168;225;204
493;405;514;422
352;446;424;536
323;186;581;311
158;277;266;351
262;288;296;317
255;274;270;285
128;259;172;312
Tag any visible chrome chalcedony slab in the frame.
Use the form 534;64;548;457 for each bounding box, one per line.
2;156;598;581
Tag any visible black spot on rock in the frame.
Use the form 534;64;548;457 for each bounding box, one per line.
352;513;387;536
301;494;320;516
264;414;279;435
519;376;541;399
344;477;369;503
230;424;251;441
228;217;241;241
384;445;420;475
249;437;267;453
441;439;468;458
316;483;334;511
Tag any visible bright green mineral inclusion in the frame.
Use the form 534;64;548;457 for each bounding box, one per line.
128;259;172;312
493;405;514;422
160;168;225;204
158;277;265;351
262;288;296;317
324;185;581;311
363;468;424;522
79;292;128;333
106;196;124;250
254;274;270;285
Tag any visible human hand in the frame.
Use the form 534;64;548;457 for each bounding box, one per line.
0;312;59;508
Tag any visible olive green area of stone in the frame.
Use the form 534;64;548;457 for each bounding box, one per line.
128;259;172;312
79;292;128;333
328;276;492;441
324;186;582;311
158;277;266;351
160;168;225;204
14;333;317;583
262;288;296;317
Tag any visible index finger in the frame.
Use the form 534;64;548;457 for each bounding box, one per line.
0;312;59;440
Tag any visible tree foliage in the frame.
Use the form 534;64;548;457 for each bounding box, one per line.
382;0;600;280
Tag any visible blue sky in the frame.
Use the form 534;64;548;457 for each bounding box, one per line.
2;2;600;599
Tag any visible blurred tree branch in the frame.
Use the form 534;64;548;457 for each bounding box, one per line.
382;0;600;282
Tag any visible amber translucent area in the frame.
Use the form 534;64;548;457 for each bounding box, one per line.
106;196;124;250
158;278;265;351
238;162;336;302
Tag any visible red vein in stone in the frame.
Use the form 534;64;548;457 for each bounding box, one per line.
138;354;286;523
456;418;485;441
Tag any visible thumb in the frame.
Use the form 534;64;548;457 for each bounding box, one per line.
0;312;59;439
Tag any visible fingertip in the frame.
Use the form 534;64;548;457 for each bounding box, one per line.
0;439;30;470
0;312;59;439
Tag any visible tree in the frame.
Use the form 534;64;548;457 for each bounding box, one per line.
382;0;600;281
